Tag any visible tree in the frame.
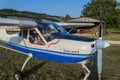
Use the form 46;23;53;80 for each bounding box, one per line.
81;0;120;29
64;14;72;21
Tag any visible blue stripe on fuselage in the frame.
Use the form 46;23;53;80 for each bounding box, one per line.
1;40;94;63
51;33;96;42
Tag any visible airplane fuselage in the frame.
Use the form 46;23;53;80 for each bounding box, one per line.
0;20;96;63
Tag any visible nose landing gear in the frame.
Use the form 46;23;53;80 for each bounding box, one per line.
14;54;32;80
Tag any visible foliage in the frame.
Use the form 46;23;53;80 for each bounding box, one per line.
0;9;64;22
64;14;72;21
81;0;120;29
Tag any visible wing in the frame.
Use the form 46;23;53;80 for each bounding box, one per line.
55;22;95;28
0;18;37;29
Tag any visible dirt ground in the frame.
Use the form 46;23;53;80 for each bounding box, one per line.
107;40;120;45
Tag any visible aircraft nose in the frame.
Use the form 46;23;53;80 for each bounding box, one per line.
104;41;110;48
95;39;110;49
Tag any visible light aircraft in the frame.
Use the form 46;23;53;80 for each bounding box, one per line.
0;17;109;80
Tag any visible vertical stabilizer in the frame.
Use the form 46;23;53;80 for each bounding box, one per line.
0;29;8;37
0;28;19;43
0;28;10;41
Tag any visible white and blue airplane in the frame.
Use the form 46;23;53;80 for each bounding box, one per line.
0;17;110;80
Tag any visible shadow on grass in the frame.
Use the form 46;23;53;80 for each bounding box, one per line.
23;61;48;78
80;54;98;80
22;56;98;80
77;54;98;80
88;54;98;80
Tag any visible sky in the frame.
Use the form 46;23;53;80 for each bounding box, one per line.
0;0;120;18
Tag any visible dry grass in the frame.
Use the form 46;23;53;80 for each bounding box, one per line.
0;44;120;80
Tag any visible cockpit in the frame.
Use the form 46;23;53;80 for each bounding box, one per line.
37;22;69;42
19;22;95;47
19;22;69;46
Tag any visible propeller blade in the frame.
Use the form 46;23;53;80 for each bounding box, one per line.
96;39;110;80
97;48;102;80
99;6;103;38
97;6;103;80
96;6;110;80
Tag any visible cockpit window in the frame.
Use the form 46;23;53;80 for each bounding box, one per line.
37;22;68;42
38;24;58;42
48;24;58;33
29;29;45;45
23;30;28;39
19;30;28;39
39;24;58;34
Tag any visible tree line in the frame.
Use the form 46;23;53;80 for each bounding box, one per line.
81;0;120;29
0;0;120;30
0;9;64;22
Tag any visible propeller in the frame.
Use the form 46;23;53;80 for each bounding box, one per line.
95;7;110;80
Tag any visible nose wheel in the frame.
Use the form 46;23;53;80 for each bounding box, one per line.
14;71;23;80
14;54;32;80
78;61;90;80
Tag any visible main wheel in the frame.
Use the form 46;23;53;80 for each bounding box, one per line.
14;71;23;80
78;71;85;80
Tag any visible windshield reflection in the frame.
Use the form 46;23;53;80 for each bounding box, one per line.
37;22;68;42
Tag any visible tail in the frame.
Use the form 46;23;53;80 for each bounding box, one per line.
0;29;10;41
0;29;19;43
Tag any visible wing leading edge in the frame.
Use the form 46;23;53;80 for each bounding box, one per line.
56;22;95;28
0;18;37;28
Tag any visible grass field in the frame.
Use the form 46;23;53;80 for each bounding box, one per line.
103;33;120;41
0;31;120;80
0;44;120;80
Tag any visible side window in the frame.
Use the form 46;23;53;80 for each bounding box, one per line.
19;30;28;39
29;29;45;45
19;31;22;37
38;25;53;42
23;30;28;39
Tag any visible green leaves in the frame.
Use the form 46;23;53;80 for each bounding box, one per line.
81;0;120;29
64;14;72;21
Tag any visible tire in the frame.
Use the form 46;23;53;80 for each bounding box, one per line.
14;70;23;80
78;71;85;80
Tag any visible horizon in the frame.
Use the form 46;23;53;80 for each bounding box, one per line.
0;0;120;18
0;0;90;18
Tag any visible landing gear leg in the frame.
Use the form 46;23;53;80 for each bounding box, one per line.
14;54;32;80
78;62;91;80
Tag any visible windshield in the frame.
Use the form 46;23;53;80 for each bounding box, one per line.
37;22;68;42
